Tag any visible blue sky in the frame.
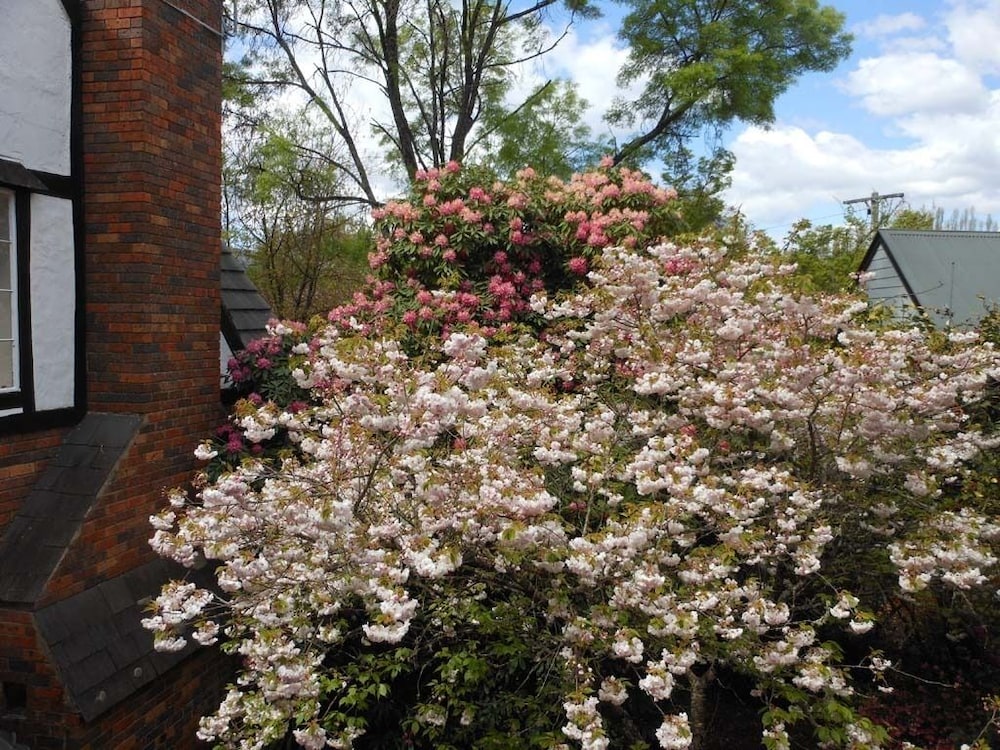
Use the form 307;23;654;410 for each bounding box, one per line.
531;0;1000;239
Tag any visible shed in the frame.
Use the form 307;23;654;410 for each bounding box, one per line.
859;229;1000;328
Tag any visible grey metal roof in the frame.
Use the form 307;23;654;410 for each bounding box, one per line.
221;247;273;350
860;229;1000;327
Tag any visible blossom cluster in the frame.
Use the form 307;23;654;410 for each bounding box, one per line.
345;162;680;339
150;233;999;747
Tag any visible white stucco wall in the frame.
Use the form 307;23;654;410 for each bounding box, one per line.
0;0;72;175
30;195;76;411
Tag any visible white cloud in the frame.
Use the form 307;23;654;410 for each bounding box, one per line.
945;0;1000;75
726;107;1000;234
526;24;633;136
842;53;987;117
853;12;926;38
724;0;1000;237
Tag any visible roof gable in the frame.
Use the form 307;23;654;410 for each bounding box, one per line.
221;247;273;351
860;229;1000;327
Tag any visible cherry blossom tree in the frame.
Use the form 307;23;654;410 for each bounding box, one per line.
148;167;1000;750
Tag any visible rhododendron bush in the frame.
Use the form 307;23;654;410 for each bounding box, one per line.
333;161;680;342
149;168;1000;749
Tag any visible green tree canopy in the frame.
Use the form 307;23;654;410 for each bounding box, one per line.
609;0;851;167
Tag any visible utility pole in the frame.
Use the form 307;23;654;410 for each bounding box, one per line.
843;191;904;230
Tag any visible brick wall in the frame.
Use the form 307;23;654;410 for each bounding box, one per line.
82;0;221;417
55;0;225;594
2;641;232;750
0;428;67;529
1;1;230;746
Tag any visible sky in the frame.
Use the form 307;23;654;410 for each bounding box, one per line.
235;0;1000;241
526;0;1000;239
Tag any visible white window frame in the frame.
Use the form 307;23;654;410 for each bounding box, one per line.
0;188;17;393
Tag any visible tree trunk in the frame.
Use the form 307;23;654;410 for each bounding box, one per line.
687;665;716;750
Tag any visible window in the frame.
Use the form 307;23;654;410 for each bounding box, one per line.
0;189;15;392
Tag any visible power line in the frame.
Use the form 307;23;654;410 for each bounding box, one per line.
843;191;904;231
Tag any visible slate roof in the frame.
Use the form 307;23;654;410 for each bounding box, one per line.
860;229;1000;328
0;413;141;603
34;558;210;722
221;247;272;351
0;413;210;722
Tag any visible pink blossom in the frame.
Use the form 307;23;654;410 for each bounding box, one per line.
506;193;527;209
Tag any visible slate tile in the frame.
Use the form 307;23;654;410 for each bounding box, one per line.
123;559;171;603
19;490;91;521
0;534;63;603
37;518;81;548
127;655;157;690
88;444;124;471
58;586;110;630
50;444;102;469
36;466;107;497
64;414;102;445
111;607;146;639
65;649;116;693
86;414;142;450
98;577;135;615
77;671;134;722
106;631;145;670
148;641;193;676
60;627;104;664
36;605;73;645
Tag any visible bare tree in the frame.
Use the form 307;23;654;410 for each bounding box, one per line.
226;0;594;207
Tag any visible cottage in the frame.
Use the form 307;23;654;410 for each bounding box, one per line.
859;229;1000;328
0;1;246;746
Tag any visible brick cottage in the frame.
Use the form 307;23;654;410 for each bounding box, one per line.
0;1;254;746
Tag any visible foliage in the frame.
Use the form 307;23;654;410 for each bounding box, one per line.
477;80;609;181
148;165;1000;748
889;208;934;231
334;160;682;343
224;115;371;319
779;203;939;295
225;0;850;212
609;0;852;167
226;0;597;206
931;206;998;232
659;146;735;234
780;215;869;294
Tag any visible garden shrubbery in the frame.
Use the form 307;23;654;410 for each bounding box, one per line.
152;164;1000;750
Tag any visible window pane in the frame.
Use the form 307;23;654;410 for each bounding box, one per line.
0;291;10;338
0;242;9;290
0;340;12;389
0;193;9;240
0;193;14;392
